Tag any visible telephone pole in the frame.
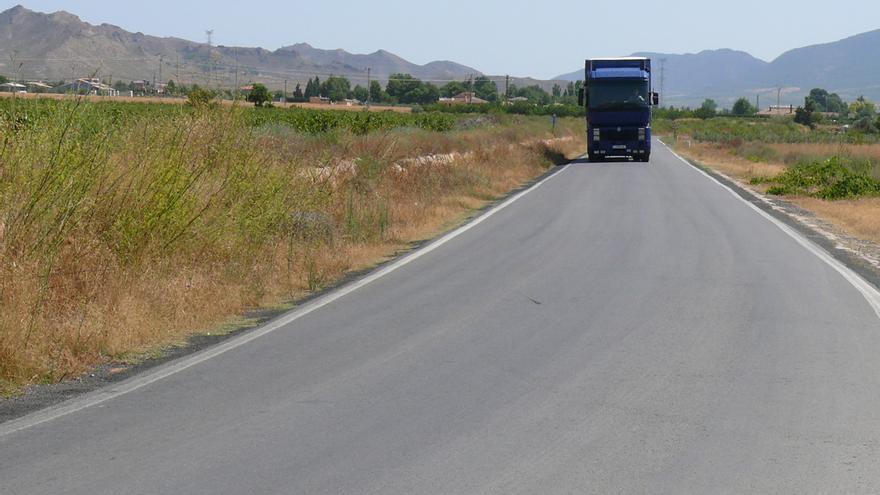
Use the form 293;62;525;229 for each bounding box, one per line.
366;67;371;109
206;30;214;88
659;58;667;104
505;75;510;103
284;79;288;106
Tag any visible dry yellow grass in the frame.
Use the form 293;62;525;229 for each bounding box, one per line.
0;107;584;394
788;197;880;244
674;142;787;183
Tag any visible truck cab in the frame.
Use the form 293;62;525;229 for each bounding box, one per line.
579;58;658;162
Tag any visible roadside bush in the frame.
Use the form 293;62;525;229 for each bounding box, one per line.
761;156;880;199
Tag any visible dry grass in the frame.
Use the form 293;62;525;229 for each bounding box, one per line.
0;92;410;112
673;141;787;189
788;197;880;244
670;141;880;245
0;104;584;394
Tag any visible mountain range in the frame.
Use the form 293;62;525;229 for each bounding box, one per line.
0;5;487;88
1;4;878;107
556;29;880;107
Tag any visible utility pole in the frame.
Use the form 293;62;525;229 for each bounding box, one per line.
659;58;666;104
505;75;510;103
284;79;288;106
777;86;782;112
756;94;760;112
366;67;371;109
176;55;180;86
206;30;214;89
158;55;163;90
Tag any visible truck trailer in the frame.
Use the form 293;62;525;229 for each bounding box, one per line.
579;58;658;162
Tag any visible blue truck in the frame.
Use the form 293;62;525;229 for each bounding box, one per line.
578;58;658;162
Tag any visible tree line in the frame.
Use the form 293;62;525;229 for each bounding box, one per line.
656;88;880;133
286;74;584;106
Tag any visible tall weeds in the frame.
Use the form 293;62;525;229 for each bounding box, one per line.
0;100;584;393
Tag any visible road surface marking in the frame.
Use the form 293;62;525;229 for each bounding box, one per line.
0;164;573;438
660;139;880;320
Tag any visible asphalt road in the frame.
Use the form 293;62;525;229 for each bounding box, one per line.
3;141;880;494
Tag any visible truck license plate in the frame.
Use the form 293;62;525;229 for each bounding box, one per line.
613;145;626;149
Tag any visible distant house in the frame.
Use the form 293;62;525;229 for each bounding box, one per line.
438;92;488;105
757;105;795;117
53;78;118;96
309;96;330;104
25;81;53;93
0;82;27;93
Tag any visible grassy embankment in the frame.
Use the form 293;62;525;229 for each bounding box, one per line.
0;97;585;394
654;117;880;243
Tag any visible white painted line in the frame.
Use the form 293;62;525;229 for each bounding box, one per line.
659;139;880;320
0;164;573;438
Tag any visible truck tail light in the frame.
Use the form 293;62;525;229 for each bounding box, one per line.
638;128;646;141
592;129;600;141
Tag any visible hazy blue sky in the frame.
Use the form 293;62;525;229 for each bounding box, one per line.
4;1;879;79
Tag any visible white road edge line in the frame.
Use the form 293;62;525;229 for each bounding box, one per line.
659;139;880;320
0;164;573;438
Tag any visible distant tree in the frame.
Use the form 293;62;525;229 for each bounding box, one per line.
473;76;498;102
852;117;877;134
385;73;419;103
186;86;217;108
113;80;131;93
273;89;284;101
247;83;271;107
0;74;7;84
849;95;876;119
564;82;575;97
352;84;369;102
293;83;304;101
165;79;177;96
808;88;830;112
794;96;818;129
320;76;351;101
421;82;440;104
440;81;468;98
809;88;847;114
385;73;438;104
369;80;387;103
731;97;757;116
693;99;717;119
552;84;562;98
515;85;551;105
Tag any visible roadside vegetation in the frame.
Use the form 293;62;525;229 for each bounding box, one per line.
0;96;585;394
655;91;880;244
